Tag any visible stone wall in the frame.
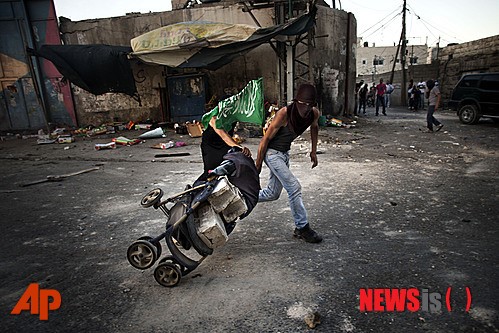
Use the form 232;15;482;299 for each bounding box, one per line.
312;7;356;116
437;35;499;102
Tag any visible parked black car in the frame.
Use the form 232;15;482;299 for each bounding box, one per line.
448;73;499;124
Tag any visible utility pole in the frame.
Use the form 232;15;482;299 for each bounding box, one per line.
400;0;407;106
389;34;402;84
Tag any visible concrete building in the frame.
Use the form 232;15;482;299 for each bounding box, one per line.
356;39;430;78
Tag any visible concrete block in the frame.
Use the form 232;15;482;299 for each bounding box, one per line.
208;176;239;213
221;195;248;223
196;204;228;249
208;176;248;221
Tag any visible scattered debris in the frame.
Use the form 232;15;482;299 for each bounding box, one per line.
174;123;188;135
151;141;187;149
138;127;165;139
326;118;357;128
304;311;321;329
112;137;142;146
154;153;190;158
57;135;74;144
134;124;152;130
186;121;203;138
20;167;100;187
37;138;56;145
95;142;117;150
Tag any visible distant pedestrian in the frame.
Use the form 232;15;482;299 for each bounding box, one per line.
423;79;444;133
358;83;368;115
412;85;421;112
354;80;363;116
384;81;394;108
408;79;414;110
367;83;376;107
375;78;387;116
417;80;426;109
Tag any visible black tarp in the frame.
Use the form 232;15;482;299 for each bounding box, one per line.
36;44;139;101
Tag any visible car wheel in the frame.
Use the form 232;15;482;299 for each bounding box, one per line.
459;104;480;124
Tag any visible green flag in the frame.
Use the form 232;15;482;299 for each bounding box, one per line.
202;78;264;132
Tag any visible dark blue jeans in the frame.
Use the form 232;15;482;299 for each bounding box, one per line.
426;105;441;130
376;95;386;114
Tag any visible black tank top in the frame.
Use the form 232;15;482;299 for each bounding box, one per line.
267;105;314;152
267;125;297;152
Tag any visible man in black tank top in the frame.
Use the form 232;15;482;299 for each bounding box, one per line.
255;84;322;243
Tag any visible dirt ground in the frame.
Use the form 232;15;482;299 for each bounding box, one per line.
0;106;498;332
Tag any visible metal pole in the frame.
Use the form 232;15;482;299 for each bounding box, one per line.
400;0;407;106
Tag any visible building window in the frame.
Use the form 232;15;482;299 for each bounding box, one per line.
362;59;367;65
373;58;384;66
410;57;418;64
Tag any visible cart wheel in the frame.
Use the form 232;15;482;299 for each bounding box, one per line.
154;263;182;287
140;236;162;258
127;238;158;270
158;255;185;274
141;188;164;207
138;236;163;258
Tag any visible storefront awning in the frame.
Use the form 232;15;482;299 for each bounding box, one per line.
129;6;316;69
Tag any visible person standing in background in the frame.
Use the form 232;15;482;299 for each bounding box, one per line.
384;81;394;108
358;83;368;115
375;78;387;116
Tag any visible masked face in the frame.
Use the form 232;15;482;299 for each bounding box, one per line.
296;100;313;118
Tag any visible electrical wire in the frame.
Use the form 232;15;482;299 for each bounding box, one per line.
360;5;402;36
362;11;402;40
407;3;463;44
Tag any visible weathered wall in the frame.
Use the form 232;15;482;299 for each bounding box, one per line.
437;35;499;102
59;3;355;125
312;6;356;116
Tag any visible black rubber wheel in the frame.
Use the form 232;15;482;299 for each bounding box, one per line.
158;255;185;274
141;188;164;207
139;236;162;258
459;104;480;124
154;263;182;287
127;238;158;270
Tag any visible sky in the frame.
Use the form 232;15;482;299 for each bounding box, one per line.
53;0;499;47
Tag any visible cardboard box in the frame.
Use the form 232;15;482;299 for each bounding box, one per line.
186;123;203;138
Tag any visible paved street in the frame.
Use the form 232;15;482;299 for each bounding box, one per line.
0;106;498;332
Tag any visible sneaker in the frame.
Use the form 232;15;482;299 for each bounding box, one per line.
421;128;433;133
436;124;444;132
293;224;323;243
382;112;387;116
